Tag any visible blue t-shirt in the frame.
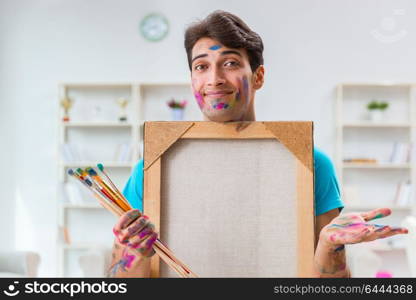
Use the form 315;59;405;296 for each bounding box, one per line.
123;147;344;216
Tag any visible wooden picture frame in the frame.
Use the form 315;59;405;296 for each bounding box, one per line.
143;121;315;277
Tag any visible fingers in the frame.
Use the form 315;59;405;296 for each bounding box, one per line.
113;209;142;234
116;216;150;243
138;232;158;257
375;226;408;239
337;225;408;245
112;210;158;258
360;207;391;222
128;223;156;248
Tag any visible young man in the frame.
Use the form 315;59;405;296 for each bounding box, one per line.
109;11;408;278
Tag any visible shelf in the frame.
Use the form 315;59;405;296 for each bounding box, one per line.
61;162;133;168
61;203;103;209
342;122;411;128
342;163;411;169
62;122;134;128
61;83;132;89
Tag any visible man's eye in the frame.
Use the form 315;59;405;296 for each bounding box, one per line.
224;61;239;67
194;64;207;71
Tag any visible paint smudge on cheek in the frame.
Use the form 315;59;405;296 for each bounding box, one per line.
194;92;205;109
243;76;249;101
192;79;205;109
209;44;222;50
235;91;240;102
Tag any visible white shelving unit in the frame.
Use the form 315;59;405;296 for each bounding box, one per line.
336;83;416;276
336;83;415;208
56;81;199;277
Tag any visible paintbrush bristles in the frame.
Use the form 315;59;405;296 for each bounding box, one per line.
84;166;130;211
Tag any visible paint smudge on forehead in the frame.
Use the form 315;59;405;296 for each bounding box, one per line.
209;45;222;50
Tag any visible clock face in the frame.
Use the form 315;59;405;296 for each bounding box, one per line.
140;13;169;42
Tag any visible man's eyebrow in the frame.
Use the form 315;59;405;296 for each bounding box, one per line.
191;53;208;64
220;50;242;57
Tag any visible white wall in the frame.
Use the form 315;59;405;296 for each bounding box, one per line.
1;0;416;276
0;0;16;250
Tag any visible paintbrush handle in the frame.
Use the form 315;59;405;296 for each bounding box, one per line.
154;240;197;278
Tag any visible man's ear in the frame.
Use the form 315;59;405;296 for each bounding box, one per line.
252;65;265;90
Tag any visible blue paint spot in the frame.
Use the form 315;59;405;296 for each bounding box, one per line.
334;245;345;252
209;45;222;50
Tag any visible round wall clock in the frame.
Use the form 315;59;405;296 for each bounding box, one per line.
140;13;169;42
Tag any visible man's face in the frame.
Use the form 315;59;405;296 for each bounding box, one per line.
190;37;258;122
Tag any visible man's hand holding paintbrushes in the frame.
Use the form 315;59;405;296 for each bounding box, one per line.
108;209;158;277
68;164;196;278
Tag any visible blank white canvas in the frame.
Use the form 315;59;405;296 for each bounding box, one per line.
159;139;298;277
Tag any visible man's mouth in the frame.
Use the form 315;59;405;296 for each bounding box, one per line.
204;90;234;97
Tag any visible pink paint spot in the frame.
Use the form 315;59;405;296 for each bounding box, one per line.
376;270;393;278
215;102;225;110
146;235;158;248
346;223;366;229
123;252;135;268
194;92;204;109
139;228;151;239
330;234;337;242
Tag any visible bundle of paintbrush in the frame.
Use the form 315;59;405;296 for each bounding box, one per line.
68;164;197;278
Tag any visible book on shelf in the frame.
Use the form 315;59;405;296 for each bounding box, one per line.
343;158;377;164
393;180;413;206
389;142;412;164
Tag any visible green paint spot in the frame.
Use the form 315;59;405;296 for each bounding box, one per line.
372;213;384;220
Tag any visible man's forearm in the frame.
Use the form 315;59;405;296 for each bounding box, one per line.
107;240;151;278
314;240;351;278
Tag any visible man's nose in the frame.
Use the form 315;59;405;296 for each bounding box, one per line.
207;67;226;86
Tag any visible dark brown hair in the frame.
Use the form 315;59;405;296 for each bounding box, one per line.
184;10;264;72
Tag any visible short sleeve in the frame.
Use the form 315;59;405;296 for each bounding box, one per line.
122;159;144;212
314;147;344;216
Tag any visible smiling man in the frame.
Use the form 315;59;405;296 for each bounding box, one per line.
108;10;408;278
